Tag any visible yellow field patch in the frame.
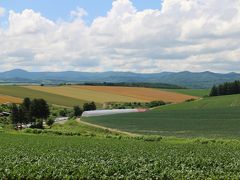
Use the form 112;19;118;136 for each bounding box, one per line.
0;95;22;104
25;85;198;103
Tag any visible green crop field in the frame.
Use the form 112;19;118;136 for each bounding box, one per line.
1;133;240;179
164;89;210;97
84;94;240;137
0;86;90;107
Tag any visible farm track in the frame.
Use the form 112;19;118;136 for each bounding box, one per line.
76;118;139;137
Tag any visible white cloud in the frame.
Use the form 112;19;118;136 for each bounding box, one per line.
0;0;240;72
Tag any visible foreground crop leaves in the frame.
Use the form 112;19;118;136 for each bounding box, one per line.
1;134;240;179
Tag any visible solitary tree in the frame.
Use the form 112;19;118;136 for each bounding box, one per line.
30;99;50;128
73;106;83;117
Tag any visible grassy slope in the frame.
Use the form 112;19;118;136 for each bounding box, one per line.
0;86;91;107
164;89;210;97
1;133;240;179
84;94;240;138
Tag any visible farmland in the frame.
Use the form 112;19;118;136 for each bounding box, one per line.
2;133;240;179
0;86;89;107
0;95;22;104
25;85;198;103
84;94;240;138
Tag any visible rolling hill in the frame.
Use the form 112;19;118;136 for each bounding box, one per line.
83;94;240;138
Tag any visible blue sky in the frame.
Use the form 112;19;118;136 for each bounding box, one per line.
0;0;161;24
0;0;239;73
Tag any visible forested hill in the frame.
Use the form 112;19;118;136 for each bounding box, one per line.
0;69;240;89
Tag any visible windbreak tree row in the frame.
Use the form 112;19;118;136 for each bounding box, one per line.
210;80;240;96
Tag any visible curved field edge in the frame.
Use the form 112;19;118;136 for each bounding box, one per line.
0;86;93;107
83;94;240;138
1;133;240;179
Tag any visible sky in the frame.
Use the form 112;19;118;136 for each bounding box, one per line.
0;0;240;73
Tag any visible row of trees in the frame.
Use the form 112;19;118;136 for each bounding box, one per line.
11;98;50;128
210;80;240;96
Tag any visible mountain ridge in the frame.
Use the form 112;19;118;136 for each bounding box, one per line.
1;69;240;89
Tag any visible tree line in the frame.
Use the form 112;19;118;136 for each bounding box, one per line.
11;98;50;128
210;80;240;96
11;98;97;128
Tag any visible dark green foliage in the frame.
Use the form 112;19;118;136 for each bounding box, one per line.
73;106;83;117
59;108;67;117
106;101;166;109
10;104;19;124
30;99;50;120
46;117;55;127
83;102;97;111
210;81;240;96
2;133;240;179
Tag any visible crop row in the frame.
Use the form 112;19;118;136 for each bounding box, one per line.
1;133;240;179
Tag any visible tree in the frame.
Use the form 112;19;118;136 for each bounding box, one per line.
83;102;97;111
46;117;55;128
73;106;83;117
59;108;67;117
30;99;50;128
30;99;50;120
11;104;19;124
210;85;218;96
22;97;31;111
22;97;32;123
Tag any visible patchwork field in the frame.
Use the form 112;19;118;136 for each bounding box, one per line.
2;133;240;179
0;86;89;107
84;94;240;138
25;85;198;103
0;95;22;104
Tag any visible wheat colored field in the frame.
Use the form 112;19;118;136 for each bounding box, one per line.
25;85;197;103
0;95;22;104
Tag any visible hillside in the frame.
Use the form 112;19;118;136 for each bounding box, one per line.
84;94;240;138
0;69;240;88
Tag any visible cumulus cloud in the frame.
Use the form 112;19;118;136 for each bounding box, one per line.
0;0;240;72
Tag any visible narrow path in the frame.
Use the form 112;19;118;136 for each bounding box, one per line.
76;118;139;137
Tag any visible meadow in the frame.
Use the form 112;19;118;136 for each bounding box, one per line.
164;88;210;97
1;133;240;179
84;94;240;138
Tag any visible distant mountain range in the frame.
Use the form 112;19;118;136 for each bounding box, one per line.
0;69;240;89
